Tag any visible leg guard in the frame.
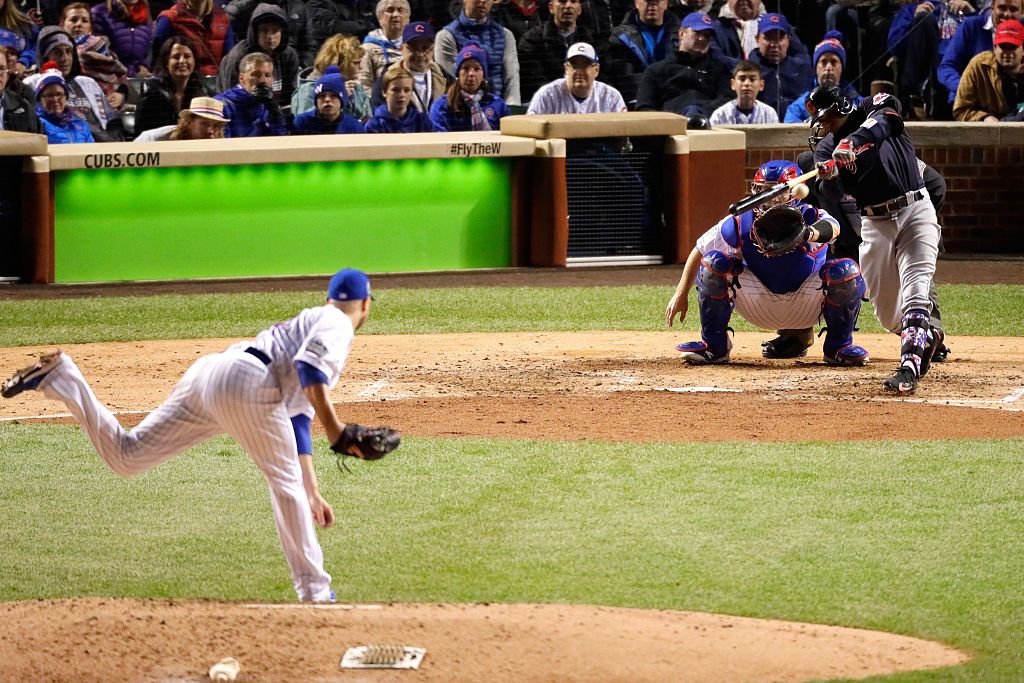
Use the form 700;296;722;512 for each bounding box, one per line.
819;258;870;366
898;309;931;378
675;250;739;364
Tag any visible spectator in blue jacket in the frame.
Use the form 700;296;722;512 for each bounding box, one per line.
604;0;680;107
429;42;509;130
746;12;812;120
707;0;809;71
35;64;95;143
785;31;862;122
939;0;1021;102
292;64;367;133
365;66;433;131
214;51;287;136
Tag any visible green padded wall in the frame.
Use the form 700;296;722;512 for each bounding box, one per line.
53;157;512;282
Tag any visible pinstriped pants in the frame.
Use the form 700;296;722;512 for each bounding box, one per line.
733;269;825;331
40;351;332;602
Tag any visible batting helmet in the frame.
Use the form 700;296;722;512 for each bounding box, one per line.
687;114;712;130
751;160;802;215
805;85;854;125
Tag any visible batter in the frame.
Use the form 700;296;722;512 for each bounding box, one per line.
2;268;378;603
807;85;945;394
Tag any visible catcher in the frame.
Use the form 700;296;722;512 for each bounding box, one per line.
1;268;400;604
666;160;870;366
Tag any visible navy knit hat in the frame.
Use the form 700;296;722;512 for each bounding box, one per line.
314;65;348;103
813;30;847;70
455;42;488;79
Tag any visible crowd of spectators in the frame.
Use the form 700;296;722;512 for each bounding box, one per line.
1;0;1021;143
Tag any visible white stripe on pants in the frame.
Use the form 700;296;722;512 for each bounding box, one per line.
40;352;332;602
859;192;941;333
733;269;824;330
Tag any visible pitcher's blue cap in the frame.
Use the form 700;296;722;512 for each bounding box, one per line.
328;268;373;301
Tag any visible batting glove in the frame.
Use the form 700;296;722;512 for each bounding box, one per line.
816;160;839;181
832;138;857;166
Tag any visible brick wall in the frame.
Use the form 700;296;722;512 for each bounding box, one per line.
730;124;1024;255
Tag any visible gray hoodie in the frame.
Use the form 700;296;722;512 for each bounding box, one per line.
216;3;299;106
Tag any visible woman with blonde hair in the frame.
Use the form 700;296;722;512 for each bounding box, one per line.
0;0;37;76
133;94;229;140
153;0;234;76
292;33;371;120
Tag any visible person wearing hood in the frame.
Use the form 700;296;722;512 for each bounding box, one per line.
218;3;298;106
223;0;315;65
429;42;509;130
24;26;124;141
746;12;812;120
784;31;862;123
291;64;367;133
214;50;287;135
365;66;433;131
357;0;410;89
35;63;95;143
0;47;40;132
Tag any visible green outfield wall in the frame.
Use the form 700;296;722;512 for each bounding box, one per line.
52;156;512;283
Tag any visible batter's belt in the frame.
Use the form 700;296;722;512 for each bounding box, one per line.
862;189;925;217
244;347;271;365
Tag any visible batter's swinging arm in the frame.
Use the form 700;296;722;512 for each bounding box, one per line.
728;143;874;216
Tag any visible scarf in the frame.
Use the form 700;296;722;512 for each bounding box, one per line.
462;90;490;131
718;4;763;58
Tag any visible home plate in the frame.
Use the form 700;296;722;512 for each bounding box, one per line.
657;387;743;393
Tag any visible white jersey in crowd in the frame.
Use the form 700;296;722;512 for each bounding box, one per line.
526;78;627;115
238;304;355;419
709;100;780;125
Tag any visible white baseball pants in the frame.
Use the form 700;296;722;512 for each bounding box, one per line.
733;269;825;331
859;191;941;333
39;351;333;602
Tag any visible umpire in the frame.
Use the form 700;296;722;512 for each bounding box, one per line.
807;86;945;395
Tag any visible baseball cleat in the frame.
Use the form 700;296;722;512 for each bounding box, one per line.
919;328;945;377
761;328;814;359
1;350;64;398
824;344;869;367
932;342;950;364
883;366;918;394
676;340;730;365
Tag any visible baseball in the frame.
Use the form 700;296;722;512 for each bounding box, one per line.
791;183;809;200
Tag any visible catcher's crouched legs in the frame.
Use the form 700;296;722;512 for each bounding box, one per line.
676;251;739;365
820;258;870;366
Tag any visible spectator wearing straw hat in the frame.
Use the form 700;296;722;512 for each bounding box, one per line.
133;94;230;139
526;41;626;113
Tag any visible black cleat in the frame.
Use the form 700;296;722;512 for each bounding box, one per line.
1;351;64;398
883;366;918;394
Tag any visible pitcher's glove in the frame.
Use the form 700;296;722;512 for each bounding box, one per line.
332;423;401;461
751;205;810;257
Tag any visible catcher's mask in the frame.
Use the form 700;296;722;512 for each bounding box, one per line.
805;84;853;126
751;160;801;216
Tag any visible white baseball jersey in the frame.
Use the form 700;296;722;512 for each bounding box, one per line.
37;304;356;603
708;100;780;125
696;219;828;331
526;79;628;115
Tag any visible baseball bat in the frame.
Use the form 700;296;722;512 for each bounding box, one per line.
727;168;820;216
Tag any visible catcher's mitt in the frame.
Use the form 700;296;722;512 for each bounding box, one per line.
331;423;401;461
751;205;810;257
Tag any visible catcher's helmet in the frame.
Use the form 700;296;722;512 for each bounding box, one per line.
751;160;802;215
805;84;854;125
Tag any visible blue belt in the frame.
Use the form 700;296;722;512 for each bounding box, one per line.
244;347;271;365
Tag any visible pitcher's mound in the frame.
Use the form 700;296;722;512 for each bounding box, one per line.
0;599;967;682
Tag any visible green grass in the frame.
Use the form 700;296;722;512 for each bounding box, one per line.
0;284;1021;347
1;426;1022;681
